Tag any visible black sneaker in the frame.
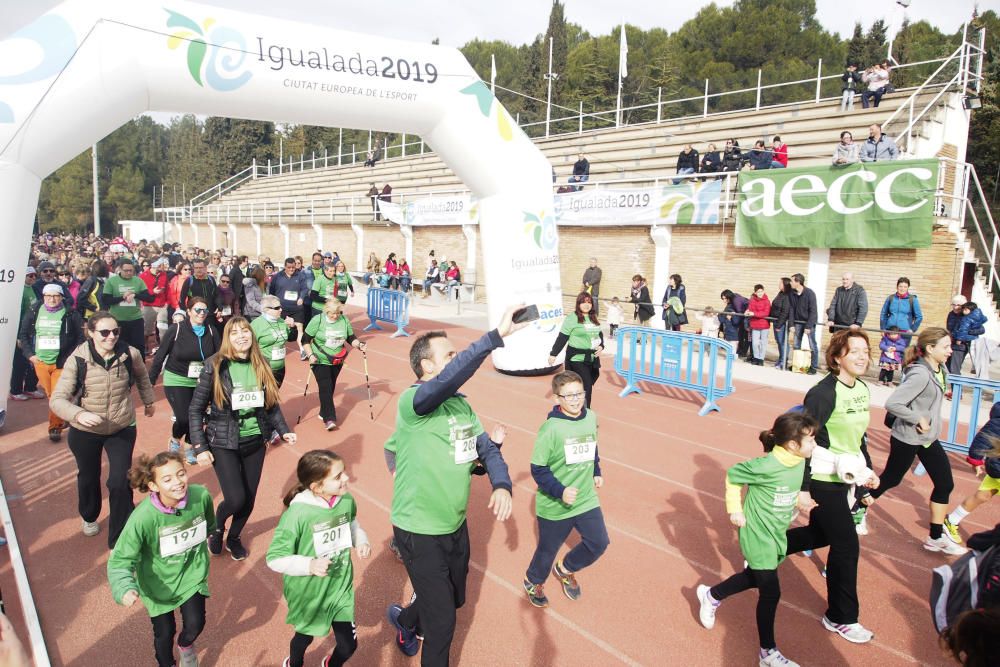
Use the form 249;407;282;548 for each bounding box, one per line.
208;530;223;556
386;604;419;656
552;560;581;600
226;536;249;561
807;367;817;375
48;428;61;442
523;579;549;608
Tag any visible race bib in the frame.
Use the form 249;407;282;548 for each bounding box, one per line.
232;390;264;409
451;425;478;465
325;335;346;350
271;346;286;361
312;518;352;559
159;516;207;558
283;290;298;302
221;306;232;316
591;337;602;350
37;336;60;350
186;362;204;379
564;435;596;465
337;286;347;297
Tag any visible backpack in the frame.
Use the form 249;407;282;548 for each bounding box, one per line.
930;544;1000;632
71;349;135;405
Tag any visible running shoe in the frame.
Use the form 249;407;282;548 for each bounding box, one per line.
26;389;47;399
855;513;869;536
300;349;308;361
168;438;181;454
408;592;423;641
523;579;548;608
386;604;419;657
324;420;337;431
184;448;198;466
552;559;581;600
943;516;964;545
268;431;282;447
320;656;331;667
48;428;61;442
177;643;198;667
82;520;100;537
226;537;249;561
759;648;799;667
821;616;874;643
696;584;718;629
8;394;29;402
208;530;223;556
924;535;967;556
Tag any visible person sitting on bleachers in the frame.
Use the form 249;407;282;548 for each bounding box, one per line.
860;123;900;162
364;149;379;167
700;143;722;177
770;136;788;168
398;259;412;293
747;140;773;170
832;131;860;165
363;252;382;287
383;252;400;290
569;152;590;191
721;138;743;172
433;260;462;299
674;144;700;184
861;62;890;108
421;259;440;298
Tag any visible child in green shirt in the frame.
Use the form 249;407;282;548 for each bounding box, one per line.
523;371;609;608
267;450;371;667
107;452;215;667
695;411;818;667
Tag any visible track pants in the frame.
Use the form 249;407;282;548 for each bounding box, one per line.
311;363;345;422
211;437;265;540
710;567;781;649
150;592;206;667
67;425;136;549
288;622;357;667
525;506;609;584
120;318;145;358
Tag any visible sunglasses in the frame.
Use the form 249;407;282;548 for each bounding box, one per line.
96;328;120;338
220;280;230;285
41;269;55;274
264;305;282;311
192;307;209;314
58;272;70;276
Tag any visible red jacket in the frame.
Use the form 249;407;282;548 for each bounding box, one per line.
772;143;788;167
140;270;170;307
748;294;772;329
167;274;186;310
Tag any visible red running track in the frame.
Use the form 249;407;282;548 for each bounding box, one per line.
0;306;992;666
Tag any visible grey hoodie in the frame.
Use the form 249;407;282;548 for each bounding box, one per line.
884;359;946;447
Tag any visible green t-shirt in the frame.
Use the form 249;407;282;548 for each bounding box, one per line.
389;385;484;535
311;274;338;312
106;484;216;617
530;409;601;521
266;492;357;635
102;274;146;322
334;272;353;303
305;314;353;365
559;315;602;362
810;377;870;484
251;316;290;370
228;360;263;437
34;306;66;365
727;451;804;570
20;285;37;320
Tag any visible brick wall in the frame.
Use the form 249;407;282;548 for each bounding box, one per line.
361;224;406;268
556;226;655;315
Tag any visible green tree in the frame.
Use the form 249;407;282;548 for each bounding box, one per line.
106;163;149;221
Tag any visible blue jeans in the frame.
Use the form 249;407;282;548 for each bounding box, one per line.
861;88;884;108
773;326;788;368
793;324;819;371
673;167;696;185
770;161;785;169
526;506;609;584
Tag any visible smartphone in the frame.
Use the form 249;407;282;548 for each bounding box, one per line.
512;304;540;324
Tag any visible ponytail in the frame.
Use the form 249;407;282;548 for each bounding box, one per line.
128;451;185;492
903;326;950;367
282;450;343;506
760;411;819;453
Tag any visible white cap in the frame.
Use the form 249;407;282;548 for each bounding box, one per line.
952;295;967;306
42;283;63;296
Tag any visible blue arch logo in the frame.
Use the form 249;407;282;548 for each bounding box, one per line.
0;14;76;124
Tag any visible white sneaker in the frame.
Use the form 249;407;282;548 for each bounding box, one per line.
856;514;869;536
760;648;800;667
26;390;47;400
696;584;717;629
82;520;100;537
8;394;29;402
822;616;873;643
924;535;967;556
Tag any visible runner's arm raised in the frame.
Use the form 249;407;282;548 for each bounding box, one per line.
412;329;503;416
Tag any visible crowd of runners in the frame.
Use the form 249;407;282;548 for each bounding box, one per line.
7;232;1000;667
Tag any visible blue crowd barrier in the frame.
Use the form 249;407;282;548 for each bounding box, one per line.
914;375;999;476
364;287;411;338
614;326;735;416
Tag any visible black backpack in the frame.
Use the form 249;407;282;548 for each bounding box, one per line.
930;544;1000;632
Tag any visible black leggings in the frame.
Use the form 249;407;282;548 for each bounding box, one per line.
311;363;345;422
150;592;206;667
211;437;265;540
873;436;954;505
566;359;599;408
289;622;357;667
274;366;286;388
67;425;136;549
710;567;780;649
120;318;145;358
164;386;195;442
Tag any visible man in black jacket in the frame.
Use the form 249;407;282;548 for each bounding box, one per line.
674;144;700;184
229;255;249;312
179;258;219;327
570;152;590;191
582;258;602;316
790;273;819;374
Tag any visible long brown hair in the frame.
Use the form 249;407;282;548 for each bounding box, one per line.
574;292;599;325
282;450;344;506
903;326;950;367
212;317;280;409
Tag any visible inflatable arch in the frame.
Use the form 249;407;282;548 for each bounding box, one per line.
0;0;564;417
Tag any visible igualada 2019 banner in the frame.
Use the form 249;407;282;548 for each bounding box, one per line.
735;159;940;248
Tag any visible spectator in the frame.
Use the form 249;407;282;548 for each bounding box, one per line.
367;183;380;221
674;144;699;184
700;143;722;177
879;276;923;340
660;273;687;331
789;273;819;374
629;275;654;325
607;297;624;338
364;252;382;287
744;284;771;366
380;183;393;207
861;62;890;108
878;326;906;385
770;136;788;168
242;266;267;320
582;257;602;316
433;260;462;299
946;295;968;373
384;252;400;290
951;302;987;375
826;272;868;332
832;131;860;165
364;149;378;167
720;289;750;359
747;140;773;170
697;306;721;338
840;63;862;112
398;258;412;293
570;152;590;191
421;259;440;298
770;277;792;370
860;124;900;162
722;138;743;173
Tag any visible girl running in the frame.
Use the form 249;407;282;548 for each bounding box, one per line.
302;300;367;431
189;317;296;561
267;450;371;667
696;411;818;667
150;296;220;465
107;452;215;667
944;405;1000;543
548;292;604;408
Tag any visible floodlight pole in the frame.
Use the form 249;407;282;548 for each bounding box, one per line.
91;143;100;236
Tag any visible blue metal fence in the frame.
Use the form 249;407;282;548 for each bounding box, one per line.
364;287;411;338
614;326;735;416
914;376;998;476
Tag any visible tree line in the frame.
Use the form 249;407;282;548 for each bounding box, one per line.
34;0;998;234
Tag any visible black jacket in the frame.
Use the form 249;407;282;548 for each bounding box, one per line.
149;320;221;385
789;287;818;328
722;147;743;172
180;276;218;313
700;151;722;173
841;69;862;92
188;356;290;454
676;149;699;173
18;303;84;369
769;291;791;328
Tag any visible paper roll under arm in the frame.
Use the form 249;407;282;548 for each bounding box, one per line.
809;446;838;477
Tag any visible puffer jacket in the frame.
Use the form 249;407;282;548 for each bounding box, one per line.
953;308;988;343
242;277;264;318
50;341;155;436
885;359;945;447
188;355;290;454
967;403;1000;479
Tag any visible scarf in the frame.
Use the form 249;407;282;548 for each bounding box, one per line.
191;323;206;337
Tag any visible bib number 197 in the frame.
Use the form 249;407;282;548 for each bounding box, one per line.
159;517;207;557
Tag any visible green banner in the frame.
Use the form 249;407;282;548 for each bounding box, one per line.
735;158;939;248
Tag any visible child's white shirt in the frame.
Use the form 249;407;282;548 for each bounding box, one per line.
606;304;624;325
699;314;720;336
266;490;369;576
